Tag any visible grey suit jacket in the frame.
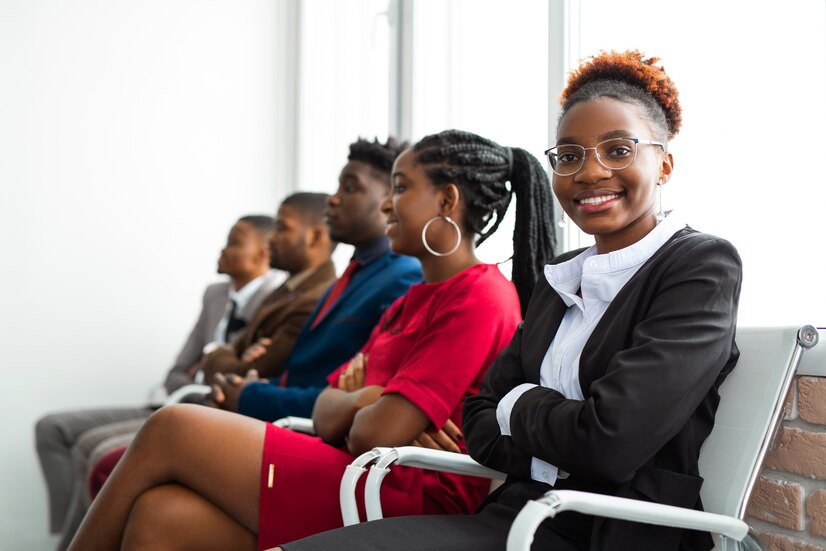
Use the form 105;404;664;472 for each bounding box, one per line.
163;271;284;393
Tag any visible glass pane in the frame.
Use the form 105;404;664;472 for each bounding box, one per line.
298;0;392;196
575;0;826;325
411;0;550;275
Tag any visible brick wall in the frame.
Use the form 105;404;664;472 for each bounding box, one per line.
746;376;826;550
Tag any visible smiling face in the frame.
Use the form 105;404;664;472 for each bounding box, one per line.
382;148;450;257
553;96;673;253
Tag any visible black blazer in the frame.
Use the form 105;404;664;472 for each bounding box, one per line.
464;227;743;550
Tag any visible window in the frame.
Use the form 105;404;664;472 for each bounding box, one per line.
573;0;826;324
294;1;826;324
409;0;550;273
298;0;392;195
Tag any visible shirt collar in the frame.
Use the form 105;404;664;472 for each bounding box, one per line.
544;211;686;307
284;266;317;292
353;236;390;266
229;272;269;309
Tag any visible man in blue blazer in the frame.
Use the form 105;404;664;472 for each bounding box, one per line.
214;138;422;421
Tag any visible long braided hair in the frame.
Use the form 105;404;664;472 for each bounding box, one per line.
412;130;555;314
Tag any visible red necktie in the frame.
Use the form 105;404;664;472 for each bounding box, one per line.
310;260;359;330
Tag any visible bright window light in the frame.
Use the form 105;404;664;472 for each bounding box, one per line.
410;0;550;274
574;0;826;325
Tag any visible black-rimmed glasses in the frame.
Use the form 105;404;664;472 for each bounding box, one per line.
545;137;665;176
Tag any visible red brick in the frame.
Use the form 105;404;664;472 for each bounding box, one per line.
799;377;826;425
785;382;799;421
808;490;826;538
746;476;803;530
764;427;826;480
761;532;826;551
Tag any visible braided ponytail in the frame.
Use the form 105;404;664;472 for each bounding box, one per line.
413;130;555;314
508;147;556;311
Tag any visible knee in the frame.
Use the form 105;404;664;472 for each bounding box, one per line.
137;405;197;444
122;485;185;551
129;405;207;464
35;414;65;451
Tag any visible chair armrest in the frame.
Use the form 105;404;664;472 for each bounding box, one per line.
364;446;505;521
506;490;751;551
145;382;167;407
272;416;315;434
338;447;393;526
388;447;506;478
162;384;212;406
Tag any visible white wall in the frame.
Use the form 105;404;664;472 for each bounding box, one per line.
0;1;285;548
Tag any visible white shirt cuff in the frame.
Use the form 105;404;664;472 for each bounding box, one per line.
496;383;538;436
202;341;221;355
531;457;562;485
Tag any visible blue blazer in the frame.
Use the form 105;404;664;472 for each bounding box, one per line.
238;251;422;421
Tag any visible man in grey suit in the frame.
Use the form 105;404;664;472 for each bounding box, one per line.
163;215;286;393
35;214;282;548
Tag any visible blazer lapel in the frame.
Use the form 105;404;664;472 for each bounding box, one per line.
309;255;388;329
245;262;337;337
522;285;568;384
238;271;286;320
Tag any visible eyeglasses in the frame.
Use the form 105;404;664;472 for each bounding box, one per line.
544;137;665;176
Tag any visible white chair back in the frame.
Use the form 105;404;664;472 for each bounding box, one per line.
699;326;817;549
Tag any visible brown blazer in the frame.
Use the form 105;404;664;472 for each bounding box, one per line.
201;261;337;381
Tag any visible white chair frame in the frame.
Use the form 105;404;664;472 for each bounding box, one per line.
162;383;212;406
339;325;818;551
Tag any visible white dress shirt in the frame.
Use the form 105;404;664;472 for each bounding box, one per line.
496;212;686;485
212;272;272;345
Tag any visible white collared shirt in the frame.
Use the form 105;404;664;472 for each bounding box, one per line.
213;272;272;344
496;212;686;485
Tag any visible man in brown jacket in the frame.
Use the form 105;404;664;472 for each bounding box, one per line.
200;192;336;383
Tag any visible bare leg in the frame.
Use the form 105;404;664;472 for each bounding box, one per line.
122;484;256;551
68;405;266;550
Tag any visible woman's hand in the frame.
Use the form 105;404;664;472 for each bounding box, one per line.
411;419;463;453
241;338;272;363
338;353;368;392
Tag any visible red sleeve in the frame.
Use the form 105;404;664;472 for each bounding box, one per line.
384;275;520;430
325;295;407;388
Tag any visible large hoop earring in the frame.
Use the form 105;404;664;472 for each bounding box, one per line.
422;216;462;257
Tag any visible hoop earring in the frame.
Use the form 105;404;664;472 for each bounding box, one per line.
422;216;462;257
656;180;665;222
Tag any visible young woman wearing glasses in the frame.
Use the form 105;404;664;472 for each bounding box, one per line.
279;51;742;551
67;131;556;551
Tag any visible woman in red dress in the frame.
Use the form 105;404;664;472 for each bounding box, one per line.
67;129;556;551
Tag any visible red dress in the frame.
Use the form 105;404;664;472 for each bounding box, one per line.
257;264;521;548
